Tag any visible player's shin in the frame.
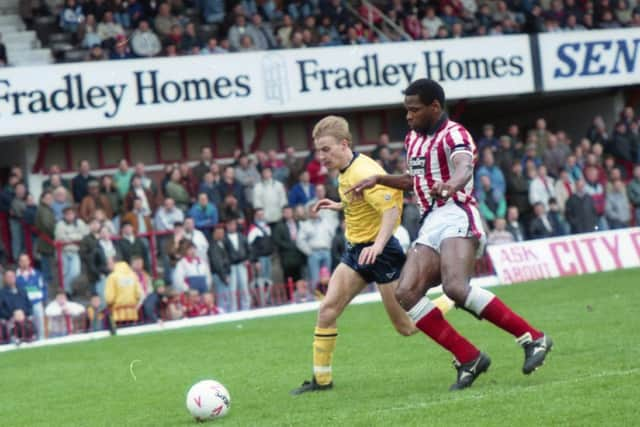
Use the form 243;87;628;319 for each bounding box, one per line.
463;286;542;340
313;327;337;385
408;296;479;364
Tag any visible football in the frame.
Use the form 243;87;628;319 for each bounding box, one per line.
186;380;231;421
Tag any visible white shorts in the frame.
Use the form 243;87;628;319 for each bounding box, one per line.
413;202;487;257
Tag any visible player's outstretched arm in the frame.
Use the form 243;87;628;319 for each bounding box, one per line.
430;153;473;199
346;174;413;199
358;205;400;265
312;198;342;212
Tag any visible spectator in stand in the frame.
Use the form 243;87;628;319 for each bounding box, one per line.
584;165;608;230
180;22;201;53
142;279;167;323
188;193;219;234
94;208;116;235
609;121;634;164
494;135;515;177
59;0;84;34
476;174;507;229
528;164;556;212
101;175;122;224
421;6;443;38
566;179;599;234
166;168;190;212
218;166;247;212
16;254;46;340
277;14;294;48
251;13;278;49
51;187;71;221
125;176;154;215
122;197;152;251
44;291;86;336
265;149;288;183
529;202;554;239
118;221;148;270
554;170;574;214
126;0;145;28
9;182;28;261
476;148;506;195
71;160;96;204
605;178;631;229
587;115;609;146
79;218;102;297
228;14;255;52
84;0;108;23
235;153;260;204
628;165;640;225
307;150;328;185
154;2;179;38
201;37;228;54
133;162;158;197
173;240;212;294
220;194;245;222
167;23;184;50
130;20;162;57
288;170;315;208
183;217;209;264
105;257;142;325
506;206;525;241
248;208;273;306
487;218;515;245
112;159;133;198
223;217;250;311
42;165;69;191
296;205;334;295
528;118;552;156
79;180;113;223
79;13;102;48
548;198;569;236
253;167;288;228
565;154;583;182
201;0;224;24
543;134;567;179
97;10;125;49
521;141;542;170
35;191;56;286
199;172;222;209
55;207;88;296
0;269;34;342
478;124;499;153
209;226;231;312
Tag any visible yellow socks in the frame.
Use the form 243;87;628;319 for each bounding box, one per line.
313;327;337;385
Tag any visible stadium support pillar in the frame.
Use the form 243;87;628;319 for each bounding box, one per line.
240;118;256;152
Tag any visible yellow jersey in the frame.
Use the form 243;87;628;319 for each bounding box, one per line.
338;153;403;244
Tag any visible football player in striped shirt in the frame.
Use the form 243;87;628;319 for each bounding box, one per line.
348;79;552;391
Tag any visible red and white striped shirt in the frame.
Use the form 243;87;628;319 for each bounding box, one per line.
405;116;478;215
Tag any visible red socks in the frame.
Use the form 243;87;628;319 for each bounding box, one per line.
481;297;543;340
416;308;480;364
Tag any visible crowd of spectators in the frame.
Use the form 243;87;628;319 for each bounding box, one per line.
1;104;639;343
8;0;639;65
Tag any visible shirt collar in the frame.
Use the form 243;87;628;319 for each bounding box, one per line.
340;152;359;174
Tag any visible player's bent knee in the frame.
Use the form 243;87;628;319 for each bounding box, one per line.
441;281;468;305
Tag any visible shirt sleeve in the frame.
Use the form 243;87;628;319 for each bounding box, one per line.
447;125;475;161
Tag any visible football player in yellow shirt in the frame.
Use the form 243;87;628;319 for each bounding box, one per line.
291;115;452;395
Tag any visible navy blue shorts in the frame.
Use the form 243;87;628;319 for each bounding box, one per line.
340;236;406;284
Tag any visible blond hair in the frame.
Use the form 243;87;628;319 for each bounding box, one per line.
312;115;352;147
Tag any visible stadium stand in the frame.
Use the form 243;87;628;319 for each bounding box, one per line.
0;0;638;65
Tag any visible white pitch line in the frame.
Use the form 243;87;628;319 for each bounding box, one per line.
381;367;640;413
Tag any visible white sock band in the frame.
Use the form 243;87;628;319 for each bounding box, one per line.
464;286;495;316
407;296;437;322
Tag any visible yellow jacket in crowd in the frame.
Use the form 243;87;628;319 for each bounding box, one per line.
105;262;142;322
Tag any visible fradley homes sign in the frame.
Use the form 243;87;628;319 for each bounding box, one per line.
0;35;534;137
538;28;640;92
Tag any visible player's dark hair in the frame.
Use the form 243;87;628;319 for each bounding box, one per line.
404;79;445;107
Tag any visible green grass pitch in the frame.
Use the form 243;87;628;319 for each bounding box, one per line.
2;268;639;426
